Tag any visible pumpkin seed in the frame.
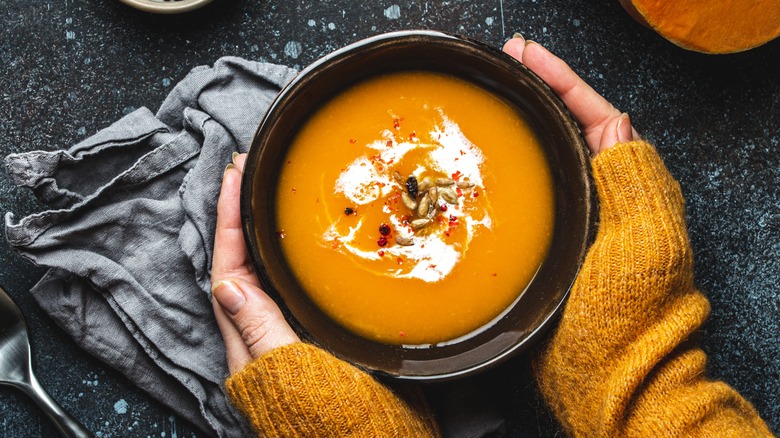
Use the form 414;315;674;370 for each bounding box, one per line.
416;194;431;217
435;178;454;186
457;180;475;189
401;192;417;210
417;177;432;194
395;235;414;246
411;218;431;230
427;186;438;205
439;187;458;204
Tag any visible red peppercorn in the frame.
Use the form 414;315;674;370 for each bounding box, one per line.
377;236;388;247
379;223;391;236
440;204;448;212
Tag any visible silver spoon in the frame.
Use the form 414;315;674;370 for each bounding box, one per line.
0;284;93;437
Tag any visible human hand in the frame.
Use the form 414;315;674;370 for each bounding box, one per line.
502;35;638;155
211;153;299;375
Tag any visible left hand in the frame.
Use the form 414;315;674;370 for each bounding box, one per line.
211;153;299;375
502;35;638;155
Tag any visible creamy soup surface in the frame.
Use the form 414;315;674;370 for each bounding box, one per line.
275;71;554;345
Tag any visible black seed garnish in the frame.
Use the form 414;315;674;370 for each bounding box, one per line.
405;176;418;198
344;207;354;216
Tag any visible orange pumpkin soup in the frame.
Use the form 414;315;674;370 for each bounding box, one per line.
275;71;553;346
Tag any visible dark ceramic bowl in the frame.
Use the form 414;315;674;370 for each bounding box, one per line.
240;30;593;382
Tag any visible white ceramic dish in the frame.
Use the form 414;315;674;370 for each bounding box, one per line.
118;0;213;14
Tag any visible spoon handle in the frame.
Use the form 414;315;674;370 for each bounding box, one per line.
22;372;94;438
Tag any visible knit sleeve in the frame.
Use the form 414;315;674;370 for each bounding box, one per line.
225;342;440;437
534;140;773;437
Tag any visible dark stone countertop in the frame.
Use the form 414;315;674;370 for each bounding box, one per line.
1;1;777;436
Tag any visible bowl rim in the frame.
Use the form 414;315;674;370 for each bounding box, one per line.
240;29;594;382
117;0;213;14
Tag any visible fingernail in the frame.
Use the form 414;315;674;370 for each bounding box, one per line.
512;32;525;41
525;39;538;47
212;280;246;315
224;162;235;175
617;113;633;143
231;151;239;163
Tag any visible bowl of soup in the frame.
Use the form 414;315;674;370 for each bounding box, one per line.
240;30;594;381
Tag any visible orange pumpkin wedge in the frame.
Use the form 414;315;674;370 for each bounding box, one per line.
620;0;780;54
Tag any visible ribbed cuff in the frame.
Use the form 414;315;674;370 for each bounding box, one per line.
226;342;439;437
592;140;686;226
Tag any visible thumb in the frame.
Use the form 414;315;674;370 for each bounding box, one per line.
598;113;636;154
212;278;299;366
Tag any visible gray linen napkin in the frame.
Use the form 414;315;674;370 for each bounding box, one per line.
4;56;297;437
4;55;506;438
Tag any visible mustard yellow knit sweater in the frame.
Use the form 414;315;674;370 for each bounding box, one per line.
225;141;773;437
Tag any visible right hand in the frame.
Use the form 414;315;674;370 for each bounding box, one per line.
502;35;639;155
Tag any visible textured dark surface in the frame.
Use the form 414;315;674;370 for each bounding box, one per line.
0;1;777;437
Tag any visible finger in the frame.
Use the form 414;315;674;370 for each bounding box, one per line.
599;113;636;153
521;42;622;152
213;298;254;374
232;152;247;171
502;34;526;62
212;162;257;284
212;278;300;361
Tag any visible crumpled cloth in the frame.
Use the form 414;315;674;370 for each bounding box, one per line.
4;56;505;438
5;57;297;437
